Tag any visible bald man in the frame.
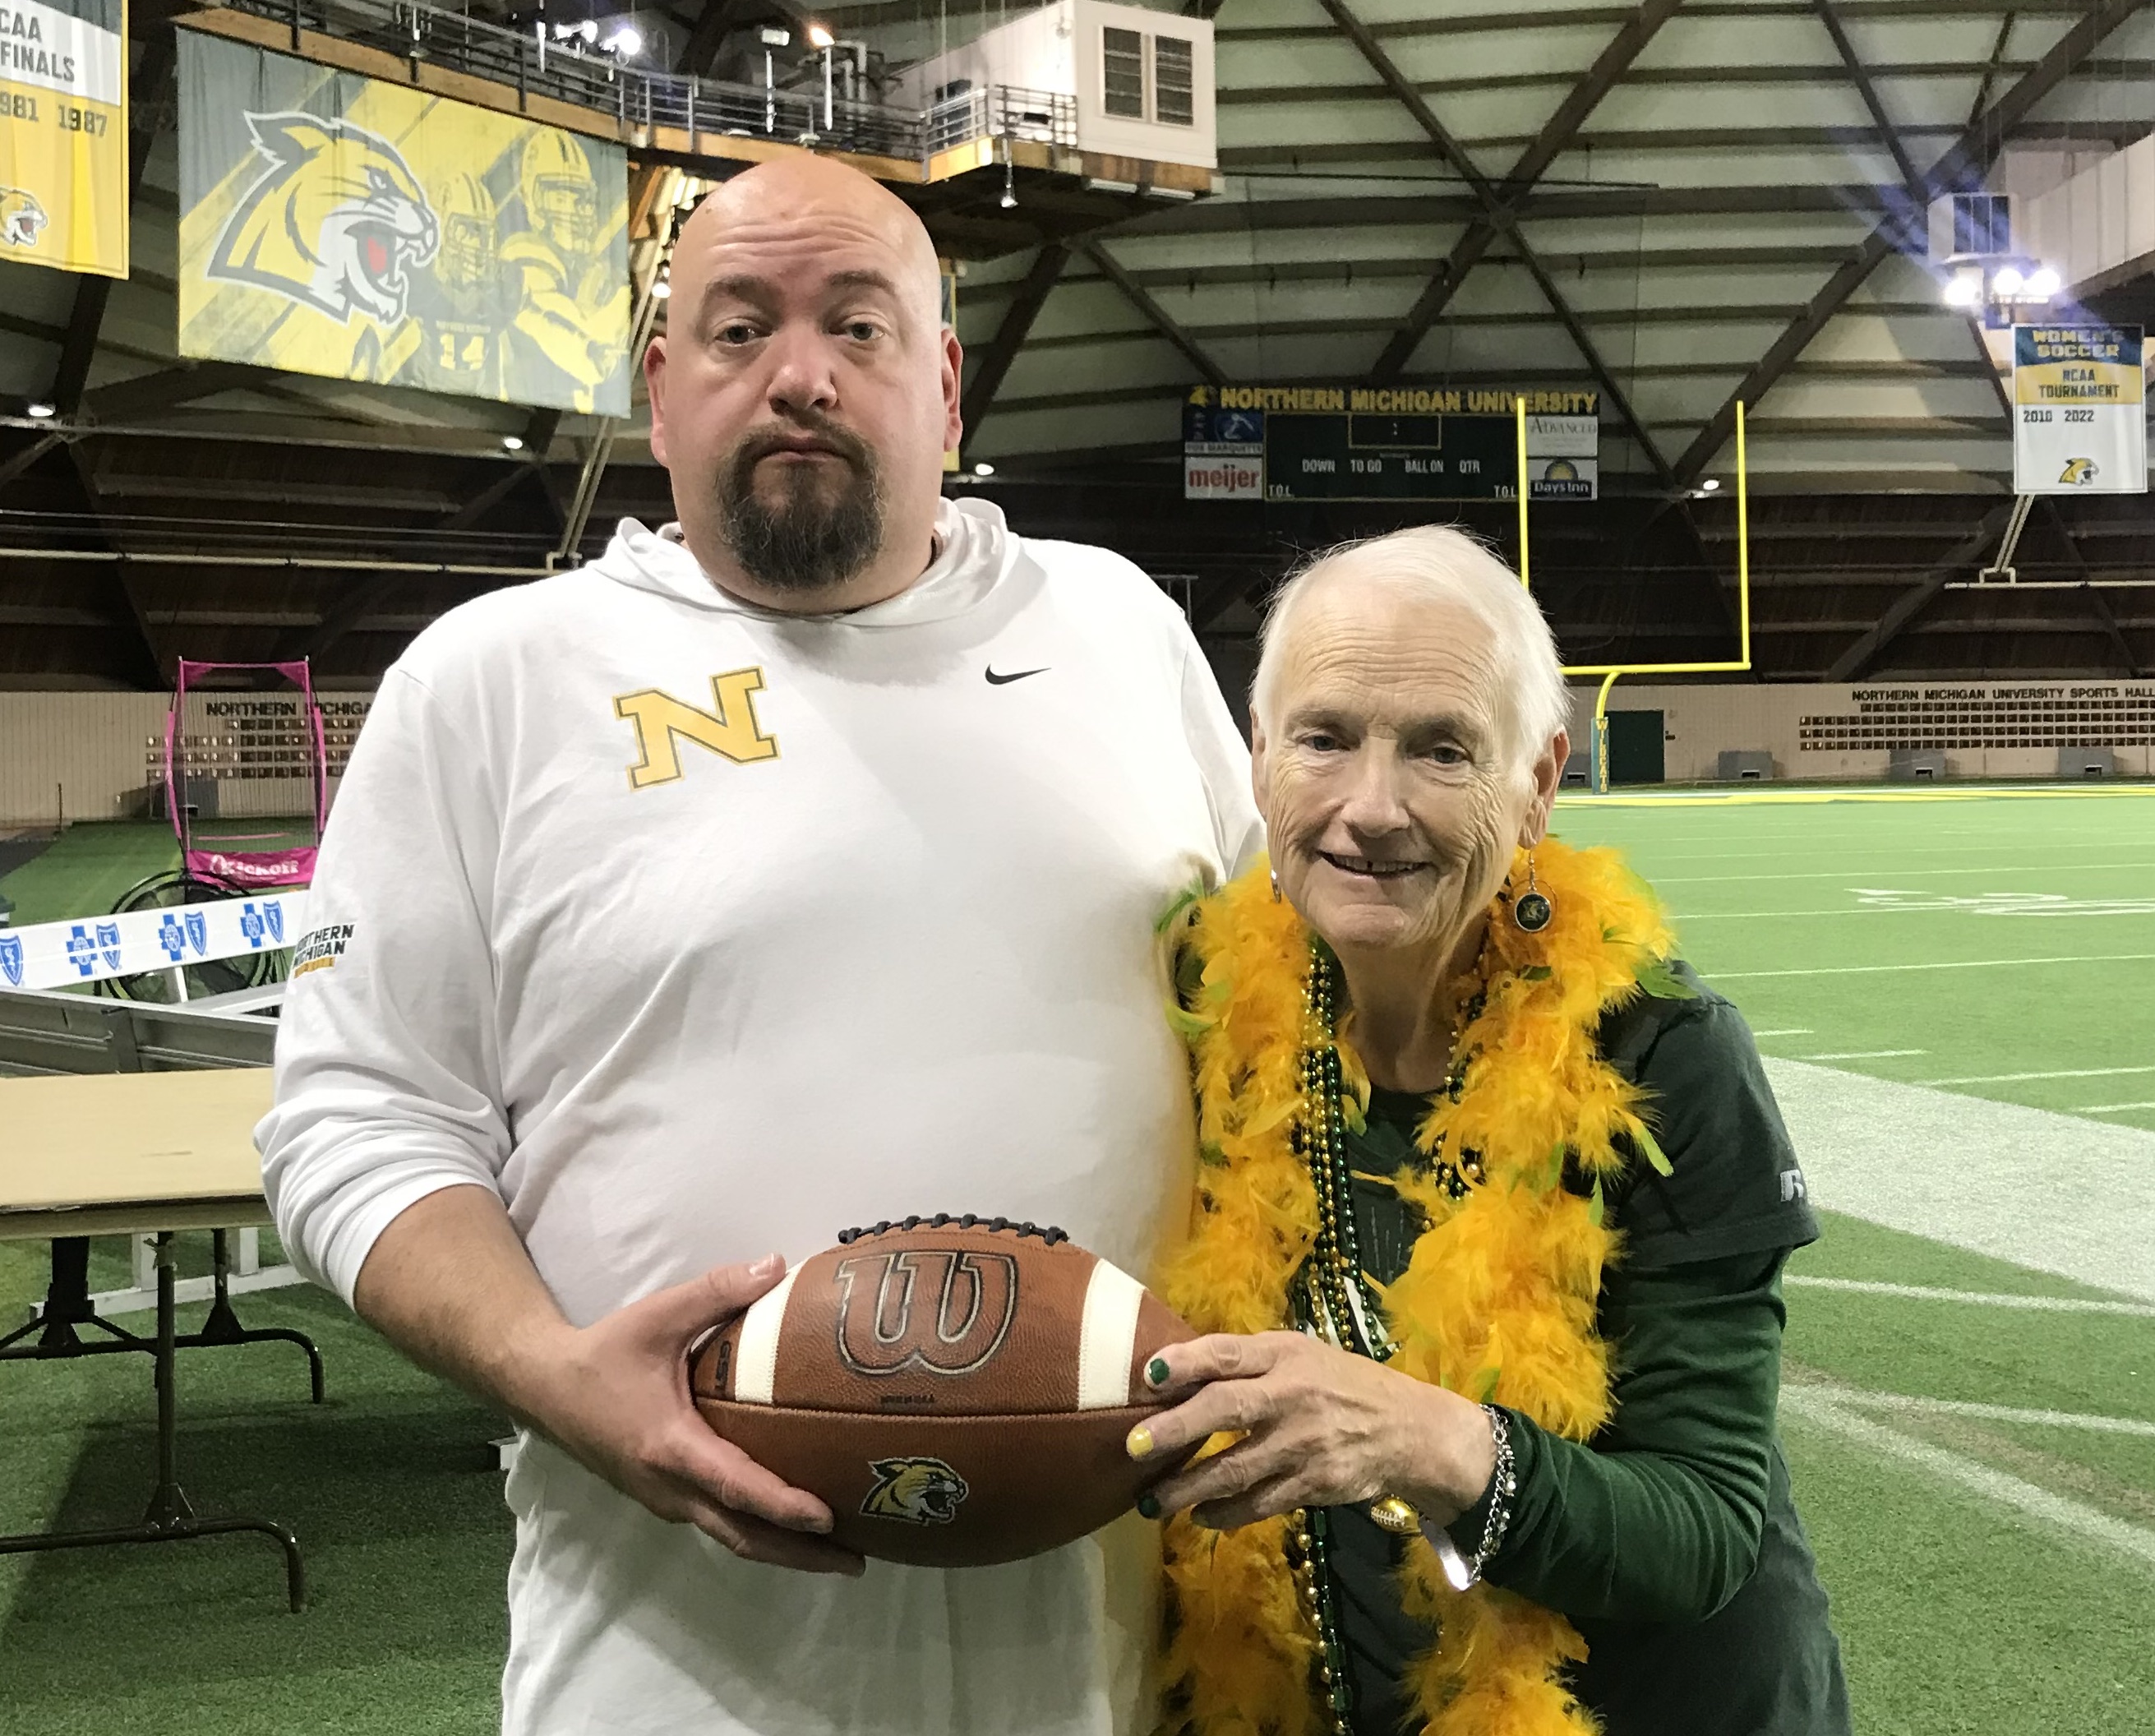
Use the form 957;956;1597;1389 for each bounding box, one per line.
260;157;1260;1735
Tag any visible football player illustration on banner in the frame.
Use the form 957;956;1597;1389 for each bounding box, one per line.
178;30;631;416
501;132;630;409
407;170;507;398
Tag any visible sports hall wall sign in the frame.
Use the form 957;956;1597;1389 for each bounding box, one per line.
175;30;630;414
2011;324;2146;495
0;0;128;276
1797;682;2155;753
1182;384;1599;502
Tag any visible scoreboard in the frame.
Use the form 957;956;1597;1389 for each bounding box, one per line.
1183;385;1600;503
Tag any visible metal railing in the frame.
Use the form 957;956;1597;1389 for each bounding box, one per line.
224;0;1075;167
924;85;1077;156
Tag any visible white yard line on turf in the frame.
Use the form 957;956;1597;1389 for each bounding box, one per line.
1650;861;2155;884
1801;1049;1927;1060
1786;1276;2155;1317
1797;1381;2155;1437
2083;1102;2155;1115
1763;1059;2155;1301
1714;953;2155;980
1918;1064;2155;1086
1779;1390;2155;1572
1750;1028;1814;1037
1673;907;2155;920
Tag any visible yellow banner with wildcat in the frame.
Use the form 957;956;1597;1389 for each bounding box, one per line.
0;0;128;278
176;30;630;415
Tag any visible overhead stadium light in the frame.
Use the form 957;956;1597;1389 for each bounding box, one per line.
807;22;834;47
2026;265;2061;300
502;435;526;451
1991;264;2024;296
1700;478;1720;492
759;25;789;44
25;400;55;419
602;23;642;56
1940;274;1979;308
652;269;671;300
973;461;994;477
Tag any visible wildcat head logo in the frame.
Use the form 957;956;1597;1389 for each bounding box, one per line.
0;188;47;250
861;1457;969;1526
2059;457;2099;486
208;113;439;325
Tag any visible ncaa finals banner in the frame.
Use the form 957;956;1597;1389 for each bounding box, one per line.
0;0;128;277
176;30;630;415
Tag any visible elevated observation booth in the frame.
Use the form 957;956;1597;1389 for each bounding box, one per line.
177;0;1220;258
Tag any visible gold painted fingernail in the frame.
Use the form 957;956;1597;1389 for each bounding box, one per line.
1125;1424;1155;1460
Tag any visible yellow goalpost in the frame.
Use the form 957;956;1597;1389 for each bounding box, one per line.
1516;398;1755;792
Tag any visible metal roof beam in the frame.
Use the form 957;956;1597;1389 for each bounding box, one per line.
50;32;176;419
81;362;281;423
1825;502;2016;679
286;409;565;663
1073;240;1225;386
1358;0;1682;382
1969;12;2018;123
1671;0;2147;491
1122;184;1894;237
959;243;1069;456
62;446;165;686
1310;0;1677;479
2038;496;2148;676
1811;0;1923;200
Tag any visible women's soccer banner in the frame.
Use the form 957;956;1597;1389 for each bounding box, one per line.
176;30;630;415
2011;323;2147;496
0;0;128;277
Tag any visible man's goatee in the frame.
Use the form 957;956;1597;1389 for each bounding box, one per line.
718;418;885;597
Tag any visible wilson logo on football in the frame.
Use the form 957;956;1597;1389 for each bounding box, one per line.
833;1249;1018;1378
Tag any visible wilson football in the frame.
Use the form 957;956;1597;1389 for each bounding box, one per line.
689;1216;1196;1567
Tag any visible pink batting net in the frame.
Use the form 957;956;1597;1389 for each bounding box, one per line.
166;658;328;891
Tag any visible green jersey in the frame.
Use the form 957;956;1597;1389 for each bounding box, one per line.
1320;963;1851;1736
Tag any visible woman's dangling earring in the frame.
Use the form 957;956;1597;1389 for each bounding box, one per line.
1513;854;1553;932
1270;868;1283;903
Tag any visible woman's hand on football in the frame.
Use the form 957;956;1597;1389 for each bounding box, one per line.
1126;1331;1495;1532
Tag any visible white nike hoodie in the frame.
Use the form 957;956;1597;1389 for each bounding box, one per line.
258;498;1261;1736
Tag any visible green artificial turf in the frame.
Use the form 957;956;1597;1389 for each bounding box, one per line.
1556;787;2155;1130
2;787;2149;1733
0;822;182;927
1778;1209;2155;1734
0;1253;510;1736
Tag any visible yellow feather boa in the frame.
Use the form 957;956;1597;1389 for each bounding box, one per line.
1155;836;1676;1736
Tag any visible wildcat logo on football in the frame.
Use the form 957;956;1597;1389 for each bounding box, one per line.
207;113;439;325
861;1457;969;1526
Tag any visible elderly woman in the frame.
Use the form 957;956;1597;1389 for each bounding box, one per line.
1130;526;1848;1736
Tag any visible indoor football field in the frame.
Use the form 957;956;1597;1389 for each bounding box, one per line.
2;787;2150;1735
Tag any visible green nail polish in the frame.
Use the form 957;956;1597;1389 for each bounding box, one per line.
1147;1356;1170;1387
1137;1492;1161;1520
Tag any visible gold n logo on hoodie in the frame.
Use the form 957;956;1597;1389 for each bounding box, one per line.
613;668;778;788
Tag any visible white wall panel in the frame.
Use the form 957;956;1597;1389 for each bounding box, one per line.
0;693;169;826
1562;681;2155;784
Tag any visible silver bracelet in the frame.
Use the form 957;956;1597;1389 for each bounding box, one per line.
1428;1404;1516;1591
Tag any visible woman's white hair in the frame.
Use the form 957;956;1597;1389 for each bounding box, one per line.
1251;524;1571;781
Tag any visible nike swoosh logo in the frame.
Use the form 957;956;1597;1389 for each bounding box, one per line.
985;667;1049;685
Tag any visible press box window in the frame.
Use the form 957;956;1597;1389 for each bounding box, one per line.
1101;26;1196;126
1103;26;1146;118
1154;35;1193;125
